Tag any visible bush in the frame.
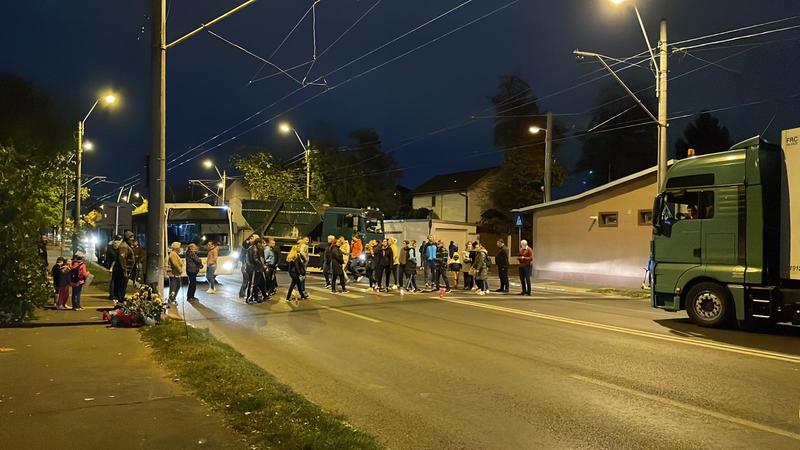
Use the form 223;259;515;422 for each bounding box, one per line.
0;144;65;324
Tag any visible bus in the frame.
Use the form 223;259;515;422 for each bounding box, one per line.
132;202;238;277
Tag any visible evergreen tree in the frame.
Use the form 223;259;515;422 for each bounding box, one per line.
675;112;734;159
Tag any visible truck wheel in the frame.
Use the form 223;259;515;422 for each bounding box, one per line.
685;282;731;328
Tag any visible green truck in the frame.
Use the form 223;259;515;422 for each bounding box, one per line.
240;199;385;269
651;128;800;328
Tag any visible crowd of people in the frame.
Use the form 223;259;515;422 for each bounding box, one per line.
231;232;535;304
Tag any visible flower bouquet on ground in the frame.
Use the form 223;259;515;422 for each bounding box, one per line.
103;285;165;327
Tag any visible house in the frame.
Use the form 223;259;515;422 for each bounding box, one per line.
512;165;662;289
411;167;497;224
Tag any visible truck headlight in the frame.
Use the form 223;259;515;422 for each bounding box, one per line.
222;262;234;271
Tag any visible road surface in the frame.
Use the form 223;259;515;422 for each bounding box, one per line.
171;273;800;449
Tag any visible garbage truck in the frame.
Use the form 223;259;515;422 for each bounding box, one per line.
240;199;385;270
650;128;800;328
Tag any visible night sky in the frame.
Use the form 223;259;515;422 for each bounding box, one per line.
3;0;800;201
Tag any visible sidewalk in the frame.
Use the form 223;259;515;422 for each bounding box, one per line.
0;250;242;449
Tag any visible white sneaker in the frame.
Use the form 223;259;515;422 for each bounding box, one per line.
206;288;216;293
476;291;485;296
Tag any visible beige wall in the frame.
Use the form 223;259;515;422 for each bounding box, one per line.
532;174;657;288
412;193;467;222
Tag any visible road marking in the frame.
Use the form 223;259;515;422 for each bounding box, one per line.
571;374;800;442
438;298;800;364
315;305;382;323
0;347;15;353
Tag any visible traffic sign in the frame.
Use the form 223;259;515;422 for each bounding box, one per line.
514;213;524;228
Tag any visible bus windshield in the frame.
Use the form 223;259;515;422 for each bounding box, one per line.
167;207;231;256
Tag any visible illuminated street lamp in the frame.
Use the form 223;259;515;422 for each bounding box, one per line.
82;140;94;151
75;92;118;234
190;159;227;206
528;111;554;202
279;122;311;199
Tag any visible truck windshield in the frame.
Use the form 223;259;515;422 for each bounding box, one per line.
363;217;383;234
659;191;715;223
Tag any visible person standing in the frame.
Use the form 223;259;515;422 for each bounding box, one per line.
69;252;91;310
389;237;400;289
381;239;394;291
185;243;203;302
434;240;451;292
461;243;473;290
448;240;458;259
105;235;122;299
365;241;376;289
52;257;70;310
350;233;363;280
167;242;183;304
323;235;335;288
285;244;309;301
473;244;489;295
398;240;409;290
517;239;533;296
424;237;437;288
494;240;510;293
330;241;347;293
264;238;277;296
246;238;269;303
448;252;462;286
239;234;258;299
403;240;419;292
112;231;136;303
373;240;385;292
205;239;219;293
338;236;350;282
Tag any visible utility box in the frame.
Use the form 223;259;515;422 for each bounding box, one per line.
781;127;800;280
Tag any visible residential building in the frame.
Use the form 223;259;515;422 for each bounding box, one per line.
411;167;497;224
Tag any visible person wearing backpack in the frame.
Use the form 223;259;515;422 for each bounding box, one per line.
404;240;419;292
70;253;91;310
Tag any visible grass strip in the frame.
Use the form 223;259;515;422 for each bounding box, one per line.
140;319;382;450
590;288;651;299
88;262;112;287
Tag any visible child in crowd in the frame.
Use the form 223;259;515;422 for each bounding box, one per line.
70;253;91;311
449;252;462;286
51;257;71;310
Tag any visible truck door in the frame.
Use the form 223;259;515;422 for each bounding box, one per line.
700;187;743;281
653;190;704;296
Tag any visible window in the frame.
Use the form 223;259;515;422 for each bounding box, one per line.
665;173;715;189
638;209;653;226
659;191;715;223
431;196;436;207
599;211;618;227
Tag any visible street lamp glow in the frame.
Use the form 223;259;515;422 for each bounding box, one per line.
82;140;94;151
278;122;292;134
103;94;117;104
610;0;625;4
217;182;224;188
528;126;542;135
203;159;214;169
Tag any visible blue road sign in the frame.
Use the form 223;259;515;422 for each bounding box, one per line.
514;213;524;228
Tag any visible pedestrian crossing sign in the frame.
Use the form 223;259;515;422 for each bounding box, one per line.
514;213;524;228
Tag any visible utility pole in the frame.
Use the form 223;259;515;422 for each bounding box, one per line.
221;170;227;206
305;139;311;199
544;112;553;203
657;19;669;190
74;120;84;236
61;172;68;256
146;0;166;292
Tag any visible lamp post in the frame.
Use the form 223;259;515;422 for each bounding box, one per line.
279;122;311;199
577;0;668;188
528;111;553;202
74;94;116;237
203;159;227;205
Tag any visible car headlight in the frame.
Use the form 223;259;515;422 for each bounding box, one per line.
222;262;234;271
358;253;366;261
231;251;240;259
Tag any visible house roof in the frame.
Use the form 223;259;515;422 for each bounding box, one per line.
511;161;674;213
412;167;497;195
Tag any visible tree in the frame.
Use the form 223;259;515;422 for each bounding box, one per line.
232;152;306;201
675;112;734;159
578;79;658;187
312;129;403;216
0;75;70;324
487;75;565;213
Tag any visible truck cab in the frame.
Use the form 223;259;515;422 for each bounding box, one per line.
651;136;800;328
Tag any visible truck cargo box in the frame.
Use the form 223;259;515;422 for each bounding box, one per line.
781;127;800;280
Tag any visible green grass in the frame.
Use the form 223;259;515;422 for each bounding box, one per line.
590;288;651;299
140;319;382;450
88;262;111;287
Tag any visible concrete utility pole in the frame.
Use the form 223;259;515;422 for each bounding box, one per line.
544;111;553;203
146;0;166;292
306;139;311;199
74;120;84;235
657;19;669;190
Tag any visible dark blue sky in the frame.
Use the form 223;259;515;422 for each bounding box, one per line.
3;0;800;200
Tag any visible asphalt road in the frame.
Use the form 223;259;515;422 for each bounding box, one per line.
172;272;800;450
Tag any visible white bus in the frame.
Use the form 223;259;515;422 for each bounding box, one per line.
133;202;238;277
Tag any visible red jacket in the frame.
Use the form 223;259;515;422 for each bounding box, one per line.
351;238;363;259
517;246;533;267
71;261;90;286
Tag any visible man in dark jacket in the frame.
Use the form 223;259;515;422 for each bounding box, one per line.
246;238;269;303
323;235;335;288
434;240;451;292
329;243;347;293
494;240;510;293
239;234;258;298
112;231;136;302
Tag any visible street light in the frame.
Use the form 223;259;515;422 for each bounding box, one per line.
527;112;554;202
279;122;311;199
74;91;118;238
199;159;227;206
82;140;94;151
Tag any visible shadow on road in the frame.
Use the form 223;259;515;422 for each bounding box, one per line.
654;318;800;355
